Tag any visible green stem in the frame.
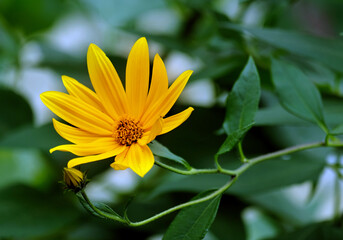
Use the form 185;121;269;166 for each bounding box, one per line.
157;141;325;177
233;141;325;176
127;176;237;226
80;190;126;224
155;159;236;176
238;142;247;163
78;141;326;226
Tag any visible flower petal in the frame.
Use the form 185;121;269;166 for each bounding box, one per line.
62;75;104;111
110;148;129;170
143;54;168;114
126;37;150;119
52;119;100;144
67;145;126;168
40;91;114;135
140;70;193;128
160;107;194;135
112;144;154;177
87;43;128;119
50;138;119;156
138;117;163;145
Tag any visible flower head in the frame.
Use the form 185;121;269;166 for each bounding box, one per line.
41;37;193;177
63;167;86;191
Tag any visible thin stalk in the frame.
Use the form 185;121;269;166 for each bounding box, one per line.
127;176;237;226
238;142;247;163
234;141;325;176
78;141;326;226
80;190;126;224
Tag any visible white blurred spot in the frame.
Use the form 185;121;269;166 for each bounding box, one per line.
47;14;104;55
326;153;337;165
216;0;241;20
179;79;216;107
20;42;43;67
164;52;201;81
242;1;268;26
282;182;312;205
86;169;139;203
136;9;181;35
14;68;62;126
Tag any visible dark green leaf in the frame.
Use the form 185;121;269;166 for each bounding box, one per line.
223;57;260;135
267;222;343;240
255;106;309;126
271;59;327;132
163;191;221;240
0;0;67;34
0;87;33;138
221;24;343;73
216;124;253;156
0;185;79;238
149;140;191;170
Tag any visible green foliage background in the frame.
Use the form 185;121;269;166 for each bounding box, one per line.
1;0;343;239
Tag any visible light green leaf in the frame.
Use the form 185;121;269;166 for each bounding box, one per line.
163;191;222;240
271;59;328;132
149;140;191;170
223;57;260;135
0;123;66;150
0;148;53;190
330;123;343;135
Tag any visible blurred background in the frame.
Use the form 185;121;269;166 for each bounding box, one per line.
1;0;343;239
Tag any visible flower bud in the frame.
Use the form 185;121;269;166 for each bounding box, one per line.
63;167;86;192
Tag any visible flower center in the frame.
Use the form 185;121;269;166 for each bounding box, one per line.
115;119;144;146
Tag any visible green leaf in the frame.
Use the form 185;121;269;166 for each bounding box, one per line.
271;59;328;132
76;193;121;219
216;124;253;157
221;24;343;73
0;185;79;238
223;57;260;135
330;123;343;135
0;148;53;190
267;222;343;240
163;191;222;240
0;0;67;35
149;140;191;170
0;87;33;138
0;123;66;150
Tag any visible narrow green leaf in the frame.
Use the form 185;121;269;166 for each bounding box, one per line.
76;193;121;219
216;124;253;157
149;140;191;170
223;57;260;135
163;191;222;240
271;59;328;132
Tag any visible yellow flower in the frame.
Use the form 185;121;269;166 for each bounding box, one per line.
41;37;193;177
63;167;85;190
